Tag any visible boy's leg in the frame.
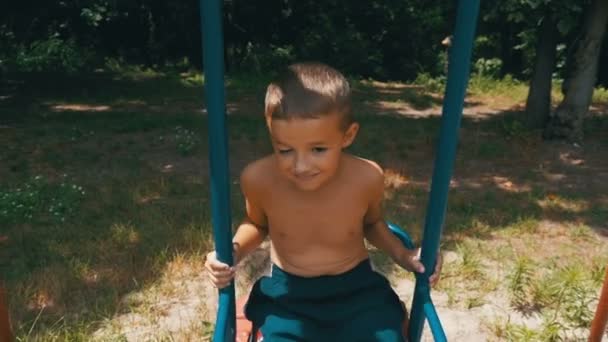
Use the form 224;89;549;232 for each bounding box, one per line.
338;300;406;342
246;261;406;341
255;313;320;342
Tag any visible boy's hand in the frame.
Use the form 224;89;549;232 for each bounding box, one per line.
398;248;443;287
429;251;443;287
398;248;426;275
204;251;236;289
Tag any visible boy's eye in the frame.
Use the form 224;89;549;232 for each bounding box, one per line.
278;149;292;155
312;147;327;153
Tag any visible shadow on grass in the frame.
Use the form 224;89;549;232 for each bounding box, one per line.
352;80;443;111
0;71;268;125
357;112;608;247
351;79;486;113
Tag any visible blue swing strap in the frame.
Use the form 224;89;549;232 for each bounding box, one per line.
200;0;235;341
408;1;480;341
387;223;447;341
200;0;480;339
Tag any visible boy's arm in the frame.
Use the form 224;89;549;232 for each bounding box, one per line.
363;166;424;273
232;166;269;264
363;167;407;260
232;218;267;264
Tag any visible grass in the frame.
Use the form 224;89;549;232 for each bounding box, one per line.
592;86;608;103
1;69;607;340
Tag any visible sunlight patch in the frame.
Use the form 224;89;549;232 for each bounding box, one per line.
537;195;589;213
559;152;585;166
384;169;408;189
51;103;111;112
492;176;530;192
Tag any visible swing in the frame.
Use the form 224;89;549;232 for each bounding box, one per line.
200;0;480;341
233;223;416;342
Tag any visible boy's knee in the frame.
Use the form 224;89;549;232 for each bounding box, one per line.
373;329;406;342
341;306;405;341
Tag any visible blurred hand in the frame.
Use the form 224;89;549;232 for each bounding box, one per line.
204;251;236;289
399;248;443;287
429;251;442;287
397;248;425;274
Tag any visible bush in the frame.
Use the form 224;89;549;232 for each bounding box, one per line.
0;175;86;225
473;57;502;79
239;44;296;73
413;72;446;93
11;35;92;73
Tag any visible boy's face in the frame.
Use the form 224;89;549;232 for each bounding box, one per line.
268;114;358;191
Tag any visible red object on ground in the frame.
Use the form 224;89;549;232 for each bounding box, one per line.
236;294;262;342
0;235;12;342
589;265;608;342
0;285;11;342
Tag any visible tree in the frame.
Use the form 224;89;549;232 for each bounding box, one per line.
525;14;558;128
523;1;586;128
544;0;608;141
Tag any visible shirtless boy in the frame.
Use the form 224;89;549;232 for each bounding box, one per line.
205;62;441;341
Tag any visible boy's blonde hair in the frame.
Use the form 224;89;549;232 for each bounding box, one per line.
264;62;353;129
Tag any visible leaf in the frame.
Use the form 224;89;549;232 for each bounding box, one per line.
556;18;575;35
507;11;526;23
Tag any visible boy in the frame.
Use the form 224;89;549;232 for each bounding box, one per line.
205;62;441;341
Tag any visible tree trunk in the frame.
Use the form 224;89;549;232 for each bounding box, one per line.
525;15;558;128
544;0;608;141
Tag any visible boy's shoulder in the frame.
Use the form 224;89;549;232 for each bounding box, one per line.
343;154;384;187
240;155;275;189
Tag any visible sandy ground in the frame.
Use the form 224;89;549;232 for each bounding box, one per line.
93;244;604;341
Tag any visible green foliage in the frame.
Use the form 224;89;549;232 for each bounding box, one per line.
480;0;590;80
591;258;607;286
12;35;92;73
174;126;199;156
0;175;86;225
506;323;540;341
468;74;528;100
81;3;117;27
474;58;503;78
592;86;608;102
413;73;446;93
2;0;607;86
508;256;536;310
500;118;529;139
555;267;594;328
507;259;597;333
240;44;296;73
540;319;562;342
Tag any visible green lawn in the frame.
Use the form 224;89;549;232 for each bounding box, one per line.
1;70;607;341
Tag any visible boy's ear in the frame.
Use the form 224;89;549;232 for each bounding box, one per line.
341;122;359;148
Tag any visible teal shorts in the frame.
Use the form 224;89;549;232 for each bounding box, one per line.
244;259;405;341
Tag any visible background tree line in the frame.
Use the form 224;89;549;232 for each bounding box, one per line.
1;0;607;140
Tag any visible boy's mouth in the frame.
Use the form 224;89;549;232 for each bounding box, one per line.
293;172;320;181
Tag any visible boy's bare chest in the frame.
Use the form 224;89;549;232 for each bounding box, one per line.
264;187;369;238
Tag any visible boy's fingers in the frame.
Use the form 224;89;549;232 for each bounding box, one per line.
409;258;425;274
205;260;230;271
416;261;425;274
207;273;219;286
208;269;234;280
207;274;233;288
208;272;228;283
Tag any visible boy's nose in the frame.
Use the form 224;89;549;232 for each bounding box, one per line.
293;155;311;173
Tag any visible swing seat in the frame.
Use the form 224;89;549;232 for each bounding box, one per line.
235;293;409;342
235;223;413;342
